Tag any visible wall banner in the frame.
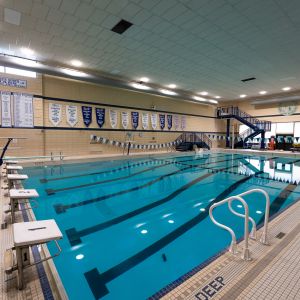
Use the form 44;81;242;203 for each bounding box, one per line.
142;113;149;130
151;113;157;130
14;93;34;128
159;114;165;130
66;105;78;127
0;76;27;88
181;115;186;130
1;91;12;127
49;103;62;127
109;109;118;128
121;111;129;129
82;106;92;127
96;108;105;128
167;114;172;130
174;115;179;130
131;111;139;129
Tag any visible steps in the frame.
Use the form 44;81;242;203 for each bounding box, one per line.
175;133;212;152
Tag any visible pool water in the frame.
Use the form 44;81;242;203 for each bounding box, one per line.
24;152;300;299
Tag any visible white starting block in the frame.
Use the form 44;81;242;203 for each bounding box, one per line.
7;174;28;189
6;165;23;171
7;189;39;223
5;220;63;289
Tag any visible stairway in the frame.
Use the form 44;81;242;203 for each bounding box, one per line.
175;132;212;151
216;106;271;148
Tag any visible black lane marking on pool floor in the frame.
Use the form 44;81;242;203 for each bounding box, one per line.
46;154;233;195
53;155;244;213
65;159;254;245
83;172;258;299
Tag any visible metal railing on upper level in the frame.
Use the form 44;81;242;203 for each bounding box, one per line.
209;188;270;261
175;132;212;149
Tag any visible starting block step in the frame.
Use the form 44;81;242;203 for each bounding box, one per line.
9;189;39;199
6;166;23;170
7;174;28;180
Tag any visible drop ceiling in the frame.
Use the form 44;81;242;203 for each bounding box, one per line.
0;0;300;101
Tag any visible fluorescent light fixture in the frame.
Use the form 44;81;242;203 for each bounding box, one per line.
20;47;35;56
282;86;291;91
193;96;207;102
5;67;36;78
215;96;221;99
71;59;83;67
131;82;151;90
259;91;267;95
0;66;4;73
199;91;208;96
61;68;88;77
11;57;40;67
240;94;247;98
159;89;177;96
208;99;218;104
167;84;177;89
139;77;149;82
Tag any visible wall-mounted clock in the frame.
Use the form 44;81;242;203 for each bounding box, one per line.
278;102;297;116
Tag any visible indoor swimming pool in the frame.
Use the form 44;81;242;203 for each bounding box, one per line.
23;152;300;300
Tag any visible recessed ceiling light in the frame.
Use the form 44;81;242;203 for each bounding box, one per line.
71;59;82;67
139;77;149;82
167;84;177;89
159;89;177;96
131;82;151;90
193;96;207;102
240;94;247;98
259;91;267;95
208;99;218;104
20;47;35;56
199;91;208;96
61;68;88;77
282;86;291;91
215;96;221;99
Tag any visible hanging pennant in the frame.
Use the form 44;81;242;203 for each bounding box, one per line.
174;115;179;130
121;111;129;129
95;108;105;128
82;106;92;127
142;112;149;130
1;91;12;127
159;114;165;130
151;113;157;130
49;103;62;126
109;109;118;128
66;105;78;127
181;115;186;130
131;111;139;129
167;114;172;130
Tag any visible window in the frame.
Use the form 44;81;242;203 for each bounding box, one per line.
276;122;294;134
294;122;300;137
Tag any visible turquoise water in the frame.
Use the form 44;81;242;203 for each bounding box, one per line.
24;153;300;299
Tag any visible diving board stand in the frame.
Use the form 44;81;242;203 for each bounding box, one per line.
5;219;63;289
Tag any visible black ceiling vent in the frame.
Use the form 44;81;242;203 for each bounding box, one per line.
111;19;133;34
241;77;256;82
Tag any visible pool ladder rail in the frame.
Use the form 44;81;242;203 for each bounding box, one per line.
209;189;270;261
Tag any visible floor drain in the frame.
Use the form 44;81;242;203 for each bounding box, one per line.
276;232;286;239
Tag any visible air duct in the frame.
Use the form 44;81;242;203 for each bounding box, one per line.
251;95;300;105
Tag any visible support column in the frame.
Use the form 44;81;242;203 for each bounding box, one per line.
261;131;265;149
226;119;230;148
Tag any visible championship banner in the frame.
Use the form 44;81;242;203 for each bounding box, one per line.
1;91;12;127
181;115;186;130
49;103;62;127
151;113;157;130
14;93;34;128
109;109;118;128
121;111;129;129
82;106;92;127
96;108;105;128
142;112;149;130
159;114;165;130
167;114;172;130
131;111;139;129
174;115;179;130
66;105;78;127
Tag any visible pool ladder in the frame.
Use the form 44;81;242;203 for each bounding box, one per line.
209;189;270;261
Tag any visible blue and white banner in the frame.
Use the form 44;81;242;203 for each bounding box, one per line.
49;103;62;127
121;111;129;129
14;93;34;128
151;113;157;129
181;115;186;130
1;91;12;127
131;111;139;129
0;76;27;88
142;112;149;130
109;109;118;128
96;108;105;128
174;115;179;130
159;114;165;130
82;106;92;127
66;105;78;127
167;114;172;130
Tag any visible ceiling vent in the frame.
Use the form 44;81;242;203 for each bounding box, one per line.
241;77;256;83
111;19;133;34
4;8;21;26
